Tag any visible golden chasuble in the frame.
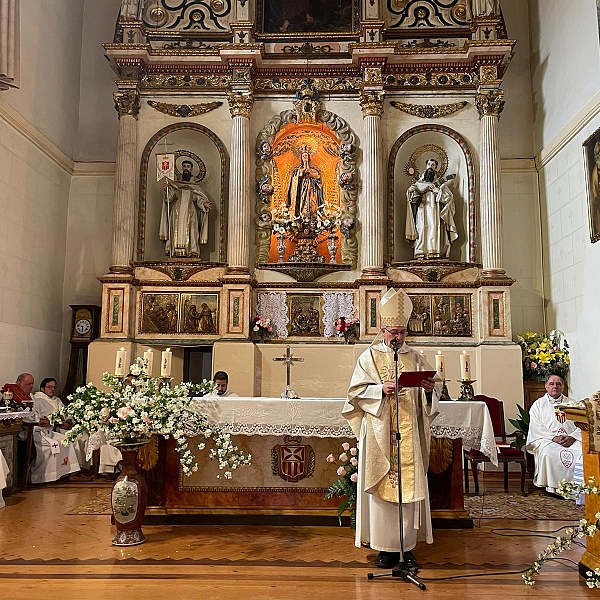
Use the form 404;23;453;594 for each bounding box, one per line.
370;348;426;504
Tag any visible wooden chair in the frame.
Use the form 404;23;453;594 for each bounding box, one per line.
463;395;527;495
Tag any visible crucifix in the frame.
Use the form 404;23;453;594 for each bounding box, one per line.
273;345;304;399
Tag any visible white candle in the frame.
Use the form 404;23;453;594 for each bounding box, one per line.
161;348;172;377
143;349;154;376
435;350;445;380
460;350;470;381
115;347;127;376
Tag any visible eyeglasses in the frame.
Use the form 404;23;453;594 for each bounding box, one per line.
384;327;407;336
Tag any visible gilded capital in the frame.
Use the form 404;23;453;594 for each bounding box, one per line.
227;91;253;118
360;90;385;117
475;89;505;119
113;90;140;119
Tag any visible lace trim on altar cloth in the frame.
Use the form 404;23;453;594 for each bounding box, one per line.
220;423;355;438
430;424;497;464
257;291;288;339
322;291;356;338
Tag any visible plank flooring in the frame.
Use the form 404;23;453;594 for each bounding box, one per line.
0;475;596;599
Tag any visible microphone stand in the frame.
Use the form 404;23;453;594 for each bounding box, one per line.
367;338;426;590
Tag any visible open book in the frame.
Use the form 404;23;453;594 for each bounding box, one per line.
398;371;437;388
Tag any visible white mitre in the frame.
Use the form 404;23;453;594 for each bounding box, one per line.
379;287;413;328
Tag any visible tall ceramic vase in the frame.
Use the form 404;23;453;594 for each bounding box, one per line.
111;439;149;546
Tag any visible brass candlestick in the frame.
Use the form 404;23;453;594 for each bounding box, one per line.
440;379;452;402
457;379;477;402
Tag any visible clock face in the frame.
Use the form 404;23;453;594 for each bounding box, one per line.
74;319;92;336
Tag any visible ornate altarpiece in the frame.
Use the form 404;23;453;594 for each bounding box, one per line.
89;0;523;521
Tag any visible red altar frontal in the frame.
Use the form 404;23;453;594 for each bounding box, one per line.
142;398;496;527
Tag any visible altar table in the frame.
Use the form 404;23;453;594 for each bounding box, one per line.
150;398;494;527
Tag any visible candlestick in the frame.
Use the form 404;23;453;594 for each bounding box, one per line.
115;347;127;376
143;349;154;376
460;349;471;381
435;350;445;379
161;348;172;377
457;379;477;402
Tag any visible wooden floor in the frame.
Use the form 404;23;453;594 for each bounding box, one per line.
0;475;596;599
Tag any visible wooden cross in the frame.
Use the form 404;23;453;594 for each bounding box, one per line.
273;345;304;398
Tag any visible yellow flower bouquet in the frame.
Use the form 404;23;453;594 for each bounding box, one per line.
516;330;570;382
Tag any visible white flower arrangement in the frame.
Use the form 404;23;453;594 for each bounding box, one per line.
50;357;251;478
523;477;600;586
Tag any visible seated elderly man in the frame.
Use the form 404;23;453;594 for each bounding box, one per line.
213;371;239;397
2;373;35;404
526;374;582;494
30;378;89;484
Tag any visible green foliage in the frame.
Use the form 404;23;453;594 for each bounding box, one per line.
508;403;530;449
325;443;358;527
517;330;570;382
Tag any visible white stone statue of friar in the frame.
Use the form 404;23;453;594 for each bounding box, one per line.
159;160;212;258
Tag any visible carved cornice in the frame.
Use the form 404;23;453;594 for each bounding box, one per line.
227;90;253;118
475;89;505;119
147;100;223;117
141;72;232;89
113;90;140;119
360;90;385;117
254;76;362;92
389;100;468;118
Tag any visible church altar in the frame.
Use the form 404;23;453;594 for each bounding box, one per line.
147;399;495;527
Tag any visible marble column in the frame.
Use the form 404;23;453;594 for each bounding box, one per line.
359;90;385;277
226;90;253;274
111;90;139;273
0;0;18;90
476;89;505;277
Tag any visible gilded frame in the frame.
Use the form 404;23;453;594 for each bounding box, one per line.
582;125;600;243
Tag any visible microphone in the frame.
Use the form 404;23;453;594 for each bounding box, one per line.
390;338;398;350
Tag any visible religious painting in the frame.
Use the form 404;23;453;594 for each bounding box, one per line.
287;294;322;336
227;289;245;334
181;294;218;335
364;290;382;336
432;294;471;337
258;0;358;35
407;295;432;335
583;126;600;243
140;293;180;334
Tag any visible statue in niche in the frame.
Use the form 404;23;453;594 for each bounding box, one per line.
160;159;212;258
470;0;500;16
286;145;325;220
120;0;140;19
405;158;458;260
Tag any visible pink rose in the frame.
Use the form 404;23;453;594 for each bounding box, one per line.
350;447;358;456
339;452;348;462
350;473;358;483
326;453;335;463
531;362;537;369
117;406;132;420
109;417;119;424
350;457;358;466
336;466;346;476
342;442;350;451
253;326;259;332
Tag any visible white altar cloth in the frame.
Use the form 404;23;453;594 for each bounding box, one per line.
201;398;498;465
0;410;30;421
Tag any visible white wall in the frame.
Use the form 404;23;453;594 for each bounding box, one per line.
530;0;600;398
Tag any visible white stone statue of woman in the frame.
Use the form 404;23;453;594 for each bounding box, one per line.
120;0;141;19
470;0;499;16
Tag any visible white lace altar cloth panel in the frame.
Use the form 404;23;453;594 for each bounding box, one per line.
201;397;498;463
0;411;30;421
322;292;356;338
256;291;288;339
432;401;498;466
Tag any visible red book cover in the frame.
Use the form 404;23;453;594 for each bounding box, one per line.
398;371;437;388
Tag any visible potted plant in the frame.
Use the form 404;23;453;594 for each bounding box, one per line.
325;442;358;527
335;315;360;344
252;316;274;342
517;330;570;382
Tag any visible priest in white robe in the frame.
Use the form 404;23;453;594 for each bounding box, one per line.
30;378;84;484
405;158;458;259
160;166;212;258
0;450;9;508
343;288;441;570
526;374;582;494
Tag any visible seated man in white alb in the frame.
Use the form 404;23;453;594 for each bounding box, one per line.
213;371;238;397
30;378;86;483
526;374;582;494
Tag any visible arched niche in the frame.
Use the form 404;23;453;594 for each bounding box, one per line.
137;123;229;263
387;124;476;264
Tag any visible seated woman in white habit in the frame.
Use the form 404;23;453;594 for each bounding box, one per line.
30;378;89;484
526;374;582;494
